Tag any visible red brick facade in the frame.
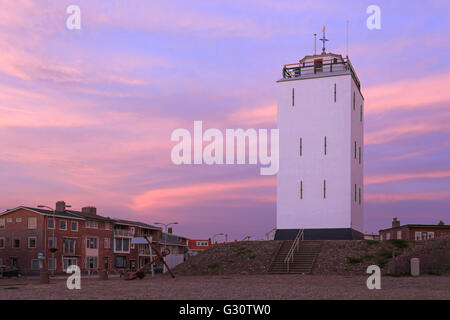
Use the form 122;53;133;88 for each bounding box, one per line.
0;204;186;275
379;220;450;241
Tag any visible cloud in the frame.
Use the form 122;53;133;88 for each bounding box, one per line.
366;171;450;185
364;72;450;115
131;177;275;211
365;191;450;203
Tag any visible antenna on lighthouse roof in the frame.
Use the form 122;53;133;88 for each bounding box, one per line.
346;20;349;57
320;25;328;54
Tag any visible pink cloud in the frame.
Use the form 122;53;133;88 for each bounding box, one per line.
365;171;450;185
131;177;275;211
365;191;450;203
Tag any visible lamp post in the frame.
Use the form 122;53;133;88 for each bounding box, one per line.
38;204;71;276
213;233;225;244
154;222;178;274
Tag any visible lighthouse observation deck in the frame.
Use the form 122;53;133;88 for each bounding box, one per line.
280;55;360;91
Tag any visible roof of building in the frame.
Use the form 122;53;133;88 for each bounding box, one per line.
160;232;189;245
0;206;85;220
113;218;160;230
379;224;450;232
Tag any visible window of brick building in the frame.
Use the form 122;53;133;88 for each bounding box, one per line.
31;259;40;270
0;237;5;248
86;256;98;269
48;237;56;249
59;220;67;230
104;238;110;249
28;217;37;229
13;238;20;248
48;218;55;229
28;237;37;249
48;258;56;270
86;237;98;249
115;256;126;268
16;218;22;223
71;221;78;232
0;218;5;229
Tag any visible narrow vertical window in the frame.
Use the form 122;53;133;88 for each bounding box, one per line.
359;147;361;164
354;141;357;159
299;137;302;156
355;184;357;202
292;88;295;107
353;92;355;110
324;136;327;155
300;180;303;199
323;180;326;199
360;104;363;122
334;83;336;102
359;188;361;205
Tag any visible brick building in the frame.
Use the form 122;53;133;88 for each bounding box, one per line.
187;239;212;256
0;201;188;275
379;218;450;241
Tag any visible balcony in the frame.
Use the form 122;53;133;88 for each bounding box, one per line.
114;229;134;237
281;57;360;90
138;247;151;256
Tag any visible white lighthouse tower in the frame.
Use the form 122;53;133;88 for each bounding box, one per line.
275;30;364;240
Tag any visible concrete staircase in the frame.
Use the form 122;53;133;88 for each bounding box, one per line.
268;240;322;274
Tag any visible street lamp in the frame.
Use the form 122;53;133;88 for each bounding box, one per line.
154;222;178;274
38;204;71;276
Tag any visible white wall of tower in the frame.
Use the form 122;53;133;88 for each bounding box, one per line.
277;71;363;232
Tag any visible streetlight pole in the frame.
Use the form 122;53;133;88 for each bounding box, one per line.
213;233;225;244
154;222;178;274
38;204;71;276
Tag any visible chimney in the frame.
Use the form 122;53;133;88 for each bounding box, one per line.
168;227;173;234
392;217;400;228
82;206;97;215
55;201;66;212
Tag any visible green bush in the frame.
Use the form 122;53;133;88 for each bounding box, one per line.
387;239;409;249
365;240;379;246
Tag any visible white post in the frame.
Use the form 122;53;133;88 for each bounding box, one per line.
410;258;420;276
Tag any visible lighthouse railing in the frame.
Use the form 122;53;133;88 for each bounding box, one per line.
284;229;304;272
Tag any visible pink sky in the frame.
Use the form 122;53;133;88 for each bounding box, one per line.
1;0;449;239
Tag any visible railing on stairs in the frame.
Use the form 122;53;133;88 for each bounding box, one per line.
284;229;304;272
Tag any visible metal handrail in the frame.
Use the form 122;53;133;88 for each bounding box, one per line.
284;229;304;272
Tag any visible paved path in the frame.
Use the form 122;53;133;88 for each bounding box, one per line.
0;274;448;300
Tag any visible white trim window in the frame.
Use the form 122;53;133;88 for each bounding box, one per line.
86;237;98;249
114;238;130;253
105;222;110;230
59;220;67;230
6;218;12;223
85;221;98;229
386;233;391;240
0;237;5;249
48;258;56;270
16;217;22;223
397;231;402;240
31;259;40;270
47;218;55;229
28;237;37;249
63;257;78;271
28;217;37;229
86;256;98;269
48;237;56;249
71;221;78;232
0;218;5;229
63;238;76;254
104;238;111;249
415;232;422;240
